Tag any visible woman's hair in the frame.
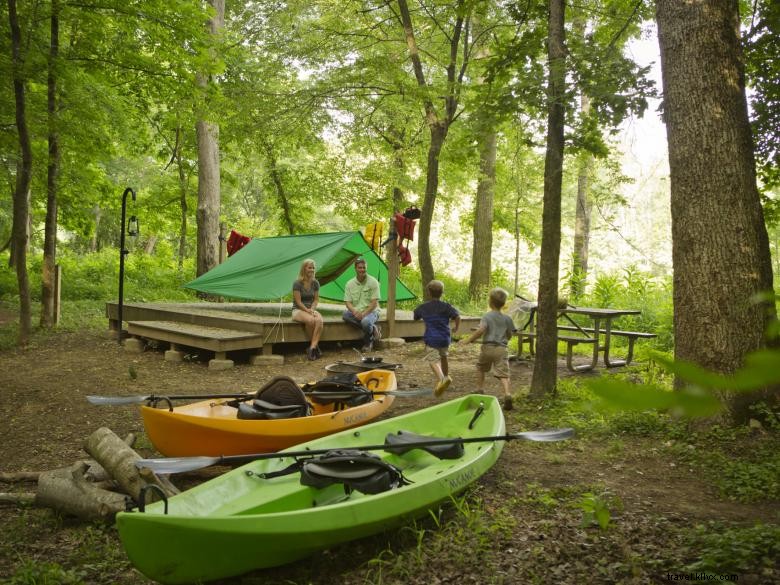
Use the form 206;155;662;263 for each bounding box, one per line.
297;259;316;282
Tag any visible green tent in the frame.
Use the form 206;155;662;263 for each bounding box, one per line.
185;231;416;302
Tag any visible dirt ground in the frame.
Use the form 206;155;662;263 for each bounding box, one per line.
0;323;777;584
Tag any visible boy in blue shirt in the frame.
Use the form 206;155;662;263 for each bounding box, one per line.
413;280;461;397
460;287;516;410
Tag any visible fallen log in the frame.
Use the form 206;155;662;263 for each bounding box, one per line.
0;471;40;483
84;427;179;501
35;462;127;521
84;432;137;482
0;492;36;505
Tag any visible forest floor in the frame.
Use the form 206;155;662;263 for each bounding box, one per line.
0;323;777;584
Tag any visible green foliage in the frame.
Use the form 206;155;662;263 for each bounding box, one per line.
745;0;780;188
4;560;85;585
685;523;780;574
0;248;196;304
588;345;780;420
577;491;621;530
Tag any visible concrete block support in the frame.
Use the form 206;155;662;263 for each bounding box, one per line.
376;337;405;349
208;358;234;371
250;354;284;366
124;337;145;353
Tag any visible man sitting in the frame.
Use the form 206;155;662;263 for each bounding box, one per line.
342;257;381;352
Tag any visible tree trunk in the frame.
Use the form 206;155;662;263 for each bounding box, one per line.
195;0;224;278
418;125;447;296
396;0;467;298
175;124;188;271
264;141;295;234
41;0;60;329
8;0;33;346
656;0;777;422
469;127;497;300
530;0;567;399
91;205;101;252
571;147;592;298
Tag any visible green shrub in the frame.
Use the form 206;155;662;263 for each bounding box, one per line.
685;523;780;573
5;560;85;585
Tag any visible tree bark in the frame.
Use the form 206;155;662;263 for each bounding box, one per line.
195;0;224;278
91;205;101;252
8;0;33;346
417;125;448;296
469;127;497;300
656;0;777;422
569;13;591;299
36;462;127;522
263;140;295;234
41;0;60;329
397;0;467;298
84;427;179;501
571;147;592;298
530;0;567;399
174;123;188;271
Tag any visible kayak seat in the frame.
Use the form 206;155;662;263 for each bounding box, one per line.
237;400;309;420
237;376;312;420
299;449;409;495
384;430;465;460
302;373;373;409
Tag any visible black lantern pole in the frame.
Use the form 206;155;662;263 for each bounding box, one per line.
118;187;137;343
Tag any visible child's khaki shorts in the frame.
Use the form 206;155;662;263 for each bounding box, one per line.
477;344;509;378
423;345;449;362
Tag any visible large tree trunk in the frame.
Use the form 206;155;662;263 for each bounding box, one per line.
530;0;567;399
417;125;447;296
41;0;60;329
469;127;497;300
195;0;224;278
656;0;777;422
8;0;33;345
396;0;467;298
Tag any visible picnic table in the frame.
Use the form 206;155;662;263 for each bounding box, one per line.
514;304;656;372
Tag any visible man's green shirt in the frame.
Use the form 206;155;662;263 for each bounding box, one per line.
344;275;380;313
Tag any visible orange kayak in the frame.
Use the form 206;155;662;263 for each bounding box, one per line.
140;370;396;457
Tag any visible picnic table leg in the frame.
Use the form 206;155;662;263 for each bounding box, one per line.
604;338;635;367
603;319;628;367
567;316;599;373
566;339;598;372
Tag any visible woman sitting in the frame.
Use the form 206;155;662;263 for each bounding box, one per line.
292;259;324;360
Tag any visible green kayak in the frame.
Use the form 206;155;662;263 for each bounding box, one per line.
118;394;505;583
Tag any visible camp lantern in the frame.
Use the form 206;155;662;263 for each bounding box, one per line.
128;215;139;237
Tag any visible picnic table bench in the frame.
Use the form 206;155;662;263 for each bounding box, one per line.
514;305;657;372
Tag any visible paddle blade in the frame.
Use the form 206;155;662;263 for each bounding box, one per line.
87;395;149;406
383;388;433;397
136;456;221;475
512;428;575;442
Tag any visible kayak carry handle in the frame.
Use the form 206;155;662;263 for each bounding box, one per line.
138;484;168;514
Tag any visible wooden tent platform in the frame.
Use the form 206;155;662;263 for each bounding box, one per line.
106;302;480;367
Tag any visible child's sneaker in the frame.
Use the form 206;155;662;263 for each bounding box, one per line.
435;376;452;397
502;396;513;411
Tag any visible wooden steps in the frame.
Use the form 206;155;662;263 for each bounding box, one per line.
127;321;264;353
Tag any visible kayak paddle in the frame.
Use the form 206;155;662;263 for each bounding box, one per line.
87;387;432;406
135;428;575;474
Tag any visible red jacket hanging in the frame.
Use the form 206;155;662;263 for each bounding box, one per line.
226;230;251;256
